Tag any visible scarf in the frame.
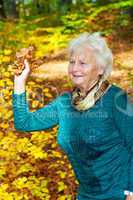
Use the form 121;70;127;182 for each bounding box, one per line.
71;75;111;111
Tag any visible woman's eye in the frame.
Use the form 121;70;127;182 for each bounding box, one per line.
81;62;86;65
69;60;75;64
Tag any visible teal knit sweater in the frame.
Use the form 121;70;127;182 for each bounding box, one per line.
12;84;133;200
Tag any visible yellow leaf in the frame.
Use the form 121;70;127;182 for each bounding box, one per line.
52;151;62;158
2;56;10;63
43;88;49;93
4;72;10;77
57;181;67;192
45;92;53;98
4;49;12;56
32;100;39;108
56;170;66;179
57;195;66;200
0;122;9;129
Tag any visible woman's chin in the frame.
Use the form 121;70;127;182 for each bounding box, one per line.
72;80;84;88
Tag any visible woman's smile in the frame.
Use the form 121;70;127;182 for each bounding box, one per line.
71;74;85;82
72;74;84;77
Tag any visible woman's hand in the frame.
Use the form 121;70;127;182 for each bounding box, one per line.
14;59;30;83
14;59;31;94
126;195;133;200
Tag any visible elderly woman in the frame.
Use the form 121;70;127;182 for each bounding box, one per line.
12;32;133;200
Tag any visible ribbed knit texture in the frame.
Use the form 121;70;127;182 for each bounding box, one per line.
12;84;133;200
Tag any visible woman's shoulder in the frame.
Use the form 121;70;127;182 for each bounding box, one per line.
100;83;127;107
110;84;126;93
109;84;132;107
108;84;127;99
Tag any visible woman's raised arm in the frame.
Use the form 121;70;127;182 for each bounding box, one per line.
12;60;59;132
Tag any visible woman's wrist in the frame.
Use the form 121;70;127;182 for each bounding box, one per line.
14;78;26;94
124;190;133;196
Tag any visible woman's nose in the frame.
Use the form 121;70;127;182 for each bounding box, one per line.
72;62;81;72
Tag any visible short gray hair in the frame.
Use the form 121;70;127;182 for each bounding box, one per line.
68;32;113;80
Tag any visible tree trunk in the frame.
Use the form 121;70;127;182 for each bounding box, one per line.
11;0;18;18
128;7;133;18
59;0;72;13
0;0;6;18
6;0;18;18
61;0;72;3
92;0;111;5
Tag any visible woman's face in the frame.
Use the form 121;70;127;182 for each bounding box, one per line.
68;46;104;93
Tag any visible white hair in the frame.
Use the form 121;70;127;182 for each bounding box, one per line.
68;32;113;80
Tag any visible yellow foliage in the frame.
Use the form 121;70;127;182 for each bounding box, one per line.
48;163;59;169
3;49;12;56
0;131;4;139
2;89;10;96
43;88;49;93
28;81;35;86
16;138;32;153
52;150;62;158
56;170;67;179
5;79;13;86
32;100;40;108
0;136;16;150
29;145;47;159
45;92;53;98
0;168;6;179
51;143;57;148
1;55;11;63
0;80;5;87
16;163;33;175
0;122;9;129
57;195;72;200
31;132;50;145
13;177;28;189
57;195;66;200
0;183;8;190
57;181;67;192
3;110;13;120
4;72;10;78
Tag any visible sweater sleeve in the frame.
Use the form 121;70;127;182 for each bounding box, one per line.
12;91;59;132
113;89;133;151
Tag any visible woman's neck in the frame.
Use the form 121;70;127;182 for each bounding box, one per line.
78;77;100;95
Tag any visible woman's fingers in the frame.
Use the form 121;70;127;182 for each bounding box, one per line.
14;59;31;83
126;195;129;200
19;59;31;80
24;59;30;73
24;59;29;69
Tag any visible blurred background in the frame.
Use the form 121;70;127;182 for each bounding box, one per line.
0;0;133;200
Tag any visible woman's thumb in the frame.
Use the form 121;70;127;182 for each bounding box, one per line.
24;59;30;70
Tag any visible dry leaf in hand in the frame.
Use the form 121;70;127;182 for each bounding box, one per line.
11;45;36;76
